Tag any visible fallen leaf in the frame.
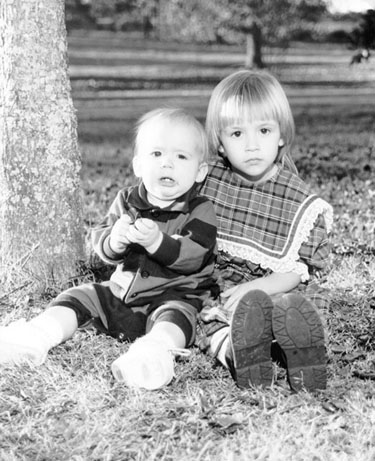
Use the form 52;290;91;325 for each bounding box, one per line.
353;370;375;380
342;351;366;362
331;345;346;354
211;413;245;431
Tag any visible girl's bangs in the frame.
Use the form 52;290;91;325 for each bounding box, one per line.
219;94;278;129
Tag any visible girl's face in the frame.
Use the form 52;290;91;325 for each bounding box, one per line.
220;116;284;182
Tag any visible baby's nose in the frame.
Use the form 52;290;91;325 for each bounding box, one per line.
161;155;173;167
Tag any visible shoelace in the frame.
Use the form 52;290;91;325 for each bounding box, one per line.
169;347;191;358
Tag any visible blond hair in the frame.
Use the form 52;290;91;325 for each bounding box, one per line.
206;70;297;173
134;107;209;162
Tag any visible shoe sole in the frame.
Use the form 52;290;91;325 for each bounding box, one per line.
272;294;327;392
230;290;273;388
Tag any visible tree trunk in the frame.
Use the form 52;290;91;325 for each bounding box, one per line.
0;0;84;291
245;22;264;68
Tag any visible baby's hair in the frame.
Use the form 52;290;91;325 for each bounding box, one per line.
206;70;297;173
134;107;209;162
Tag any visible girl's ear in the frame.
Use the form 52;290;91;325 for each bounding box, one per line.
195;162;209;183
132;156;142;178
278;138;285;147
218;145;225;154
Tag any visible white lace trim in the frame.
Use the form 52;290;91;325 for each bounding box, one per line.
218;197;333;283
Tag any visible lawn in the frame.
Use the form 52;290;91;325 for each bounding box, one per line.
1;32;375;460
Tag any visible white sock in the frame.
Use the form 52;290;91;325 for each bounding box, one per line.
145;332;175;349
210;327;230;368
29;315;65;350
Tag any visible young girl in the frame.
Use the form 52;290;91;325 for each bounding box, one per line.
198;70;333;392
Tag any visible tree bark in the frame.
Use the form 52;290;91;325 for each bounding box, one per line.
0;0;84;291
245;22;264;68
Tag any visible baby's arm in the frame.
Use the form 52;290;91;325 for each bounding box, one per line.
221;271;301;313
92;189;136;264
125;218;162;253
108;214;133;253
142;198;217;275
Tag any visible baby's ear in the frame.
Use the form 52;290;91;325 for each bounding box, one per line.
196;162;208;183
132;156;142;178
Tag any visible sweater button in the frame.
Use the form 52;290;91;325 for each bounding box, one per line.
141;271;149;278
131;293;137;298
150;209;160;218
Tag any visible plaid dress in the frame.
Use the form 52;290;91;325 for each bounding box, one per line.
198;159;333;340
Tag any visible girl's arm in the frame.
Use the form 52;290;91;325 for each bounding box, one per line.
221;271;302;312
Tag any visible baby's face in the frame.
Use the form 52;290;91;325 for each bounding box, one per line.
133;118;207;207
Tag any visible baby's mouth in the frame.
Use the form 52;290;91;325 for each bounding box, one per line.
160;177;175;184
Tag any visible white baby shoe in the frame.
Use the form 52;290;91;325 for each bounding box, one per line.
111;337;176;390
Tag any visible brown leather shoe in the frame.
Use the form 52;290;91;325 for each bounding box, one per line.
272;293;327;392
227;290;274;388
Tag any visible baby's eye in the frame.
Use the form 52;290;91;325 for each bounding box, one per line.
151;151;162;157
177;154;188;160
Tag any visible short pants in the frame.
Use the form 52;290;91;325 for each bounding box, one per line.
49;281;197;345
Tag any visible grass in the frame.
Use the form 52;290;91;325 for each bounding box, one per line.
1;33;375;460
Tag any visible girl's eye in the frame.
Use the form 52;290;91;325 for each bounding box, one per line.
260;128;270;135
151;151;162;157
231;131;242;138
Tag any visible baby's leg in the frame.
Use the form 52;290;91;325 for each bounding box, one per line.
0;284;98;366
111;301;194;389
0;305;78;366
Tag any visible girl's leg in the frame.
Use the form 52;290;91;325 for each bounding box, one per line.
0;306;78;366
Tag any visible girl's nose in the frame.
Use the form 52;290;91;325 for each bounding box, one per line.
245;132;258;150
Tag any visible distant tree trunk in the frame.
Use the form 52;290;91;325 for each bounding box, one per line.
0;0;84;291
244;22;264;68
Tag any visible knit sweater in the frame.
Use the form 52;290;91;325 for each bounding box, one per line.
92;182;218;308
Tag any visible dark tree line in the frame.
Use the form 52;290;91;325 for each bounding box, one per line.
65;0;328;67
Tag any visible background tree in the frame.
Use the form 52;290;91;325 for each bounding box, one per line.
130;0;328;67
215;0;328;68
349;9;375;50
0;0;84;291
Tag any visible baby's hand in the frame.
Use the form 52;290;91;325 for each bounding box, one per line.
109;214;133;253
126;218;162;252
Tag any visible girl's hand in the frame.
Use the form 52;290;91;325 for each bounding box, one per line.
221;272;301;315
109;214;133;253
221;282;254;314
126;218;162;252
